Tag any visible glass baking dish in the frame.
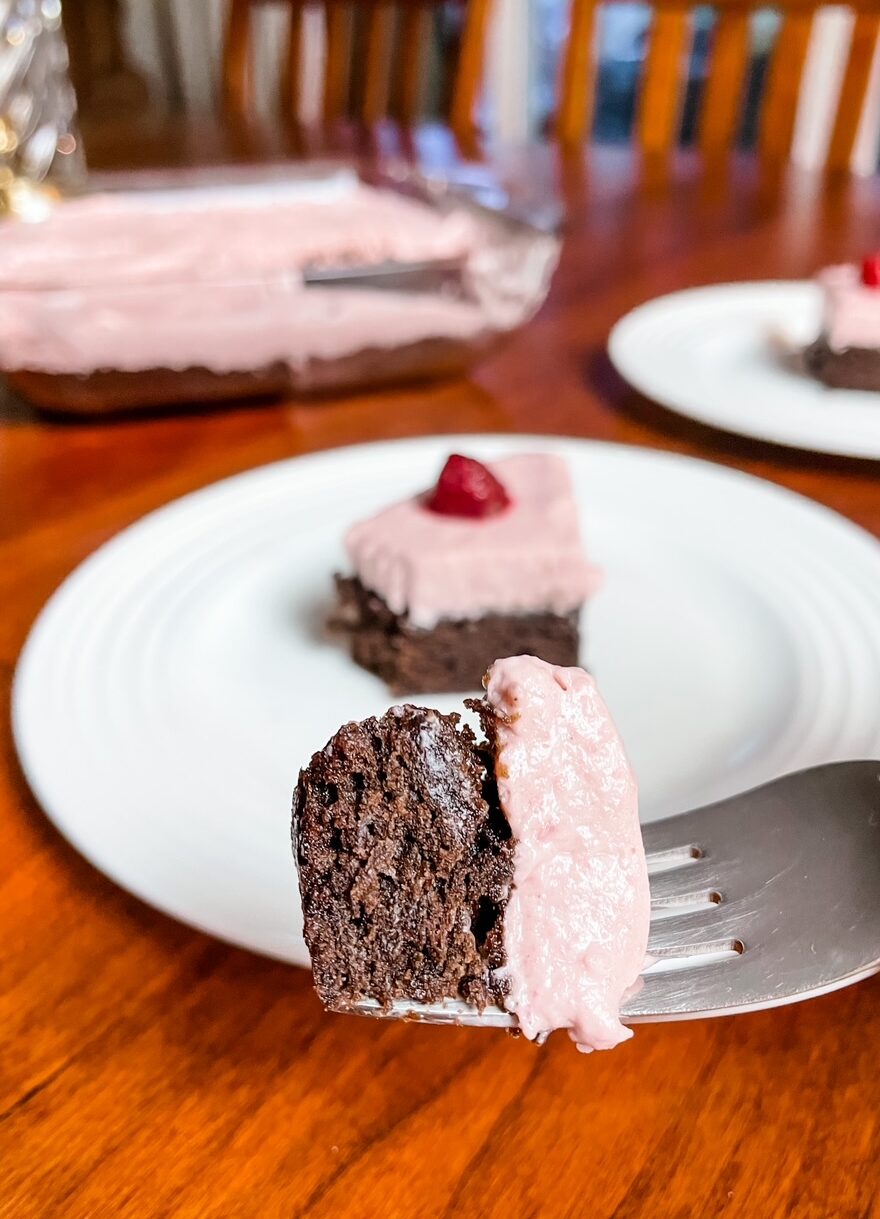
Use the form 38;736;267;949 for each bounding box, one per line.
0;163;561;415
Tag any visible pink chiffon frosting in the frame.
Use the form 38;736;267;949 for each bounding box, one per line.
0;182;478;290
0;281;487;375
485;655;650;1052
345;454;601;628
0;183;483;375
818;264;880;351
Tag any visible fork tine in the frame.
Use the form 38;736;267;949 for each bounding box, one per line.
631;762;880;1020
641;815;705;856
648;903;751;951
622;957;745;1020
648;867;720;903
350;997;516;1028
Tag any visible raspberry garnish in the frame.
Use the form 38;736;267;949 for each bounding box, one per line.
861;254;880;287
425;454;512;519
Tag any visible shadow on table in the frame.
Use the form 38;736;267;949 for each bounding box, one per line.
0;383;40;426
0;379;293;428
585;344;880;479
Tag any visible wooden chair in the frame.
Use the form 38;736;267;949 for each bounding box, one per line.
222;0;492;142
61;0;151;121
555;0;880;170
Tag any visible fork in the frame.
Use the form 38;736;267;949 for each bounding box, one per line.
348;761;880;1029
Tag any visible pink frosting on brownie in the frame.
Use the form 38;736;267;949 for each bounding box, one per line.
485;655;650;1052
0;281;487;375
345;454;601;628
818;264;880;351
0;184;477;290
0;183;482;374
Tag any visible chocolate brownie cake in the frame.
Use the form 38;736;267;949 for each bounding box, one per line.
0;178;559;414
805;256;880;390
332;453;600;694
293;655;650;1052
6;333;497;415
0;181;488;412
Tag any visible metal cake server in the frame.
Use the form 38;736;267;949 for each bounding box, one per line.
348;761;880;1029
303;257;464;293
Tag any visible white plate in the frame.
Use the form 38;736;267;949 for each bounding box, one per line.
609;282;880;459
13;435;880;967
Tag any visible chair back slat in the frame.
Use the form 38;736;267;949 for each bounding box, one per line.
394;6;431;123
281;4;304;117
554;0;599;144
826;13;880;170
637;8;691;155
699;10;750;152
449;0;492;139
222;0;252;118
759;10;814;160
362;4;395;123
323;2;354;122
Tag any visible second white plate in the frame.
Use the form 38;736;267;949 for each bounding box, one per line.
13;435;880;967
609;281;880;459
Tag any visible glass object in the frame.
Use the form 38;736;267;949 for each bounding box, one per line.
0;163;561;414
0;0;84;218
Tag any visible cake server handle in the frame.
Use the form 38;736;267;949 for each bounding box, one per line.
302;258;464;293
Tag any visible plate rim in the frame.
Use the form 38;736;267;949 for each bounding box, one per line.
608;280;880;461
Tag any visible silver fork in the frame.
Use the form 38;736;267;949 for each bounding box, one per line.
348;761;880;1029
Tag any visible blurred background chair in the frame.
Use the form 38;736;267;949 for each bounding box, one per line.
221;0;492;141
60;0;880;172
554;0;880;170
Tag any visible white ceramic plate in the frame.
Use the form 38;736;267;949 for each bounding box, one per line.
13;435;880;967
609;281;880;459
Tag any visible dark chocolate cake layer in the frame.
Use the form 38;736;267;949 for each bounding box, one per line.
804;338;880;391
5;333;497;415
293;704;513;1011
333;575;580;695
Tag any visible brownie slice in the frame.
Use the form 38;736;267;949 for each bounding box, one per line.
332;574;580;695
293;703;513;1011
804;338;880;391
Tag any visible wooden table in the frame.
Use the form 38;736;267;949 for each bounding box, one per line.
2;128;880;1219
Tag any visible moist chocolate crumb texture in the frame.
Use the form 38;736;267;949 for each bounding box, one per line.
808;258;880;390
331;453;601;694
293;654;651;1053
293;702;514;1011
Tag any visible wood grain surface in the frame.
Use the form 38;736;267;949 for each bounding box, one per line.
2;129;880;1219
